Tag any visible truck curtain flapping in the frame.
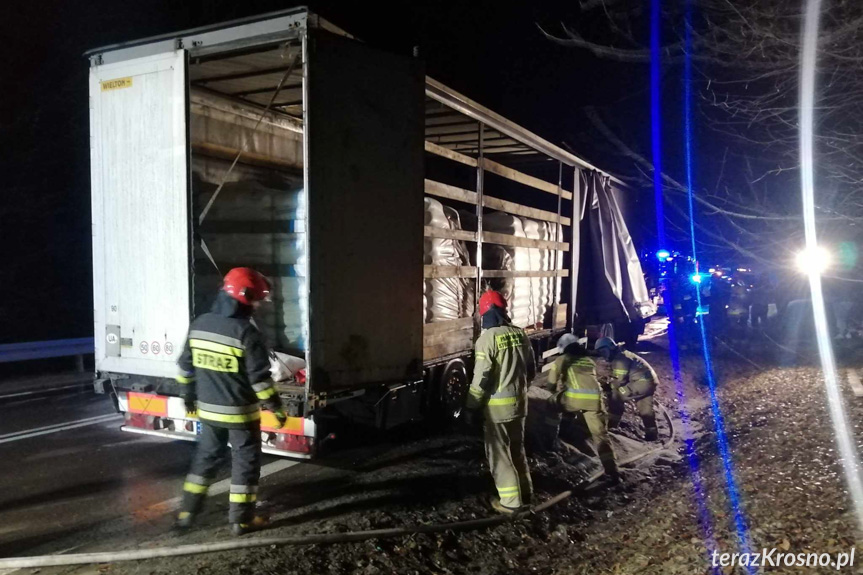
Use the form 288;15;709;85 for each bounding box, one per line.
575;170;653;326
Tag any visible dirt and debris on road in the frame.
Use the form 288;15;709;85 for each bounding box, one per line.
7;336;863;575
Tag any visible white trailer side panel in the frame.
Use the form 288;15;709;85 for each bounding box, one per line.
90;50;190;378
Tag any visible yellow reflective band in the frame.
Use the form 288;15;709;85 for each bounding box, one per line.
192;349;239;373
497;486;519;494
176;375;195;384
475;352;488;360
229;493;257;504
189;339;244;357
198;409;261;424
487;397;517;406
613;369;628;376
565;391;600;399
255;387;277;400
469;387;485;397
183;482;208;494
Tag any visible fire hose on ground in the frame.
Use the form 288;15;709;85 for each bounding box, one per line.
580;401;677;488
0;492;572;569
0;402;678;570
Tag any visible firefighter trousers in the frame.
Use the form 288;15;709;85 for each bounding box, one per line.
543;410;619;477
581;411;620;477
180;422;262;524
608;392;657;437
483;417;533;509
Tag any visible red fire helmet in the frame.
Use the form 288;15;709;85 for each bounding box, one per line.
478;290;507;316
222;267;272;306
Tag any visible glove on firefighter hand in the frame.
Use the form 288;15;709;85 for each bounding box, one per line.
273;409;288;429
184;398;197;415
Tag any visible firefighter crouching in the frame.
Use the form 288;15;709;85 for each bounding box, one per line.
464;290;536;514
544;334;621;483
174;267;287;536
594;337;659;441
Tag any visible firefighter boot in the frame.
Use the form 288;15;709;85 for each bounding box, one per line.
230;515;270;536
643;414;659;441
491;498;524;515
173;511;195;531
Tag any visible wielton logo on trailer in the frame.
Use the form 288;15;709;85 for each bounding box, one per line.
100;77;133;91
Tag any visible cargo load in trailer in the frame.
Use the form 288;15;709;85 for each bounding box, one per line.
86;8;651;458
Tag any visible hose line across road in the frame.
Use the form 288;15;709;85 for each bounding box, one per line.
0;491;573;569
0;403;678;569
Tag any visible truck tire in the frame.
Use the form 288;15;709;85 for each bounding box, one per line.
436;359;469;422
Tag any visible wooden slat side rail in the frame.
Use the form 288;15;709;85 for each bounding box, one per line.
423;226;477;242
423;340;473;361
483;157;573;200
424;179;478;205
424;180;571;226
423;318;475;361
424;265;478;279
424;141;477;167
423;317;474;337
481;270;569;279
482;195;572;226
483;231;569;251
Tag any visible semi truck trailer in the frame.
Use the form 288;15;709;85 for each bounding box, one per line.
86;8;647;458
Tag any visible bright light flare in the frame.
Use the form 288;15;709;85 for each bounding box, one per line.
800;0;863;529
795;246;831;274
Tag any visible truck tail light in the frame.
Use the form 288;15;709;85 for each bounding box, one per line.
274;432;313;454
125;412;157;430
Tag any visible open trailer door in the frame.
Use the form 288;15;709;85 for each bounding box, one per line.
304;30;425;391
89;50;191;378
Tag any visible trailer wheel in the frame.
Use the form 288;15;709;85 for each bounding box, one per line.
437;359;469;422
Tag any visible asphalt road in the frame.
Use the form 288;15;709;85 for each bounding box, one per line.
0;388;198;556
0;385;415;561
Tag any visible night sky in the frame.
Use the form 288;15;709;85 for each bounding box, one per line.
1;1;682;344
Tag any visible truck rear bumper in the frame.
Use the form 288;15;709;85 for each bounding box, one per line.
117;390;316;458
120;425;315;459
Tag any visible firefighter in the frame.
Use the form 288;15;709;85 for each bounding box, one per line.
545;334;620;482
464;290;536;514
594;337;659;441
174;267;287;536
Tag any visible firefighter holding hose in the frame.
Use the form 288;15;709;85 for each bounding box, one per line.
594;337;659;441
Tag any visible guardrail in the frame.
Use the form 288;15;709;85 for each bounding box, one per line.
0;338;94;369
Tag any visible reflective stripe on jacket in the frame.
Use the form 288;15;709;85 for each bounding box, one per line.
466;325;536;423
547;353;602;412
176;292;282;429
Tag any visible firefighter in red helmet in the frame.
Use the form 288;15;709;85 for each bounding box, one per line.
465;290;536;514
174;268;286;536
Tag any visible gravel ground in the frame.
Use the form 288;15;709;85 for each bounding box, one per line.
7;336;863;575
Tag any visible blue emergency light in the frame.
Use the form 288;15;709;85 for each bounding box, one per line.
656;249;671;261
691;273;703;284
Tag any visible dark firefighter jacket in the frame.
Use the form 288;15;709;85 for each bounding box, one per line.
176;292;282;428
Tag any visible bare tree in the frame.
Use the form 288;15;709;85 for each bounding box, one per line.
540;0;863;273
